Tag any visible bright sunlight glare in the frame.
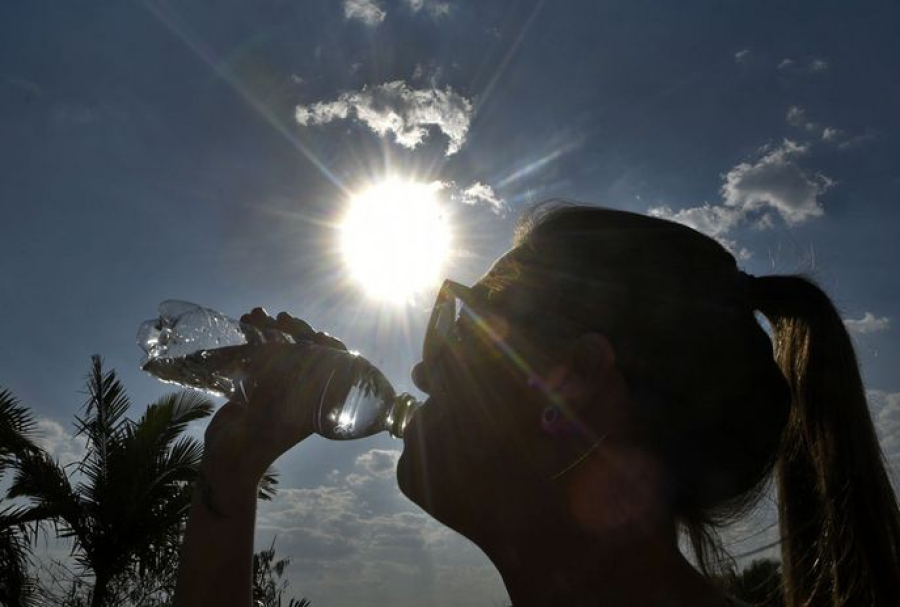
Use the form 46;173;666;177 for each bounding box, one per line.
341;179;451;302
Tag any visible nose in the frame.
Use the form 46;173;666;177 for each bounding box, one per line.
411;361;431;393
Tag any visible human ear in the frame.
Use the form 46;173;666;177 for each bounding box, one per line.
570;333;617;378
553;332;624;422
537;333;618;409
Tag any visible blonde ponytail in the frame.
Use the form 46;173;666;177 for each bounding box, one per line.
753;275;900;606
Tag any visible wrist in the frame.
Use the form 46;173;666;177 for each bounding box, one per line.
195;461;260;518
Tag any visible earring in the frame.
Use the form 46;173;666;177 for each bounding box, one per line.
541;403;580;436
541;404;562;429
541;401;591;437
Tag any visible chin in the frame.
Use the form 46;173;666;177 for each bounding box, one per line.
395;418;441;513
397;438;510;543
396;425;472;530
395;448;417;501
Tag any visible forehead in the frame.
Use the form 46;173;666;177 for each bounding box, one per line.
473;247;542;314
475;249;523;292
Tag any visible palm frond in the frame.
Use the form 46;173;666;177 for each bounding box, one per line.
124;391;212;464
101;392;209;531
0;388;40;464
154;436;204;483
7;449;85;545
74;355;131;460
120;435;203;526
0;503;58;534
0;526;40;607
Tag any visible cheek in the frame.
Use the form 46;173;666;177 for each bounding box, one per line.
399;350;557;506
398;400;532;504
444;355;544;434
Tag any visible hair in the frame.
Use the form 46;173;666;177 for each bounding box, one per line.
496;201;900;606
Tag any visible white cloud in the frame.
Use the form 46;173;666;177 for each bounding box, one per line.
458;182;505;214
295;81;474;155
838;132;876;150
721;140;832;225
734;49;751;64
411;62;444;87
810;58;829;72
822;126;842;142
785;105;820;133
647;204;748;258
343;0;386;26
403;0;452;18
785;106;848;145
646;204;739;239
355;449;400;478
867;390;900;484
255;448;507;606
430;180;505;215
785;106;805;127
34;419;86;469
776;57;829;74
650;140;832;257
845;312;891;335
784;107;870;150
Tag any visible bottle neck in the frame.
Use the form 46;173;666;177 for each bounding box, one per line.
387;393;422;438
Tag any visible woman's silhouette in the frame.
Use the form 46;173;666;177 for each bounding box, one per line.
174;204;900;606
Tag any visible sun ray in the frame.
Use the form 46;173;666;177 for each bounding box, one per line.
140;0;348;195
495;140;582;189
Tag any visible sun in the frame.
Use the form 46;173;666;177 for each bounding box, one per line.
341;179;451;302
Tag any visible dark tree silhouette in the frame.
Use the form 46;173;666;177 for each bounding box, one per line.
252;538;311;607
5;356;215;607
0;388;42;607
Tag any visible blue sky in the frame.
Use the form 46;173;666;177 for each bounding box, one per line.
2;1;899;604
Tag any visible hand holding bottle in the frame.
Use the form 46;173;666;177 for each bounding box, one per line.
138;300;421;448
200;308;349;487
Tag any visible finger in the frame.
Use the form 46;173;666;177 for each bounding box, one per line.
275;312;316;339
241;307;277;330
314;331;348;351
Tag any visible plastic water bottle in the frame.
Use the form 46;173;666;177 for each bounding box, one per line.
137;300;421;439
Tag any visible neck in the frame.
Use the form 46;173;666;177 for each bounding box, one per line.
481;518;725;607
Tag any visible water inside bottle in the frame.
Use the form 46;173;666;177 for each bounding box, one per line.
142;345;251;397
310;348;419;439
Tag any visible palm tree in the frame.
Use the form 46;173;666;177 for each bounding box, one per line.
6;356;218;607
0;388;42;607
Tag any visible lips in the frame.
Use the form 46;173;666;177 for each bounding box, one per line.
403;395;456;443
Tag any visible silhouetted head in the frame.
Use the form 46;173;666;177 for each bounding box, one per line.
397;202;791;565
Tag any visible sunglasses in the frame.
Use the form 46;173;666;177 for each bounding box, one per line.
422;279;482;366
420;278;606;480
